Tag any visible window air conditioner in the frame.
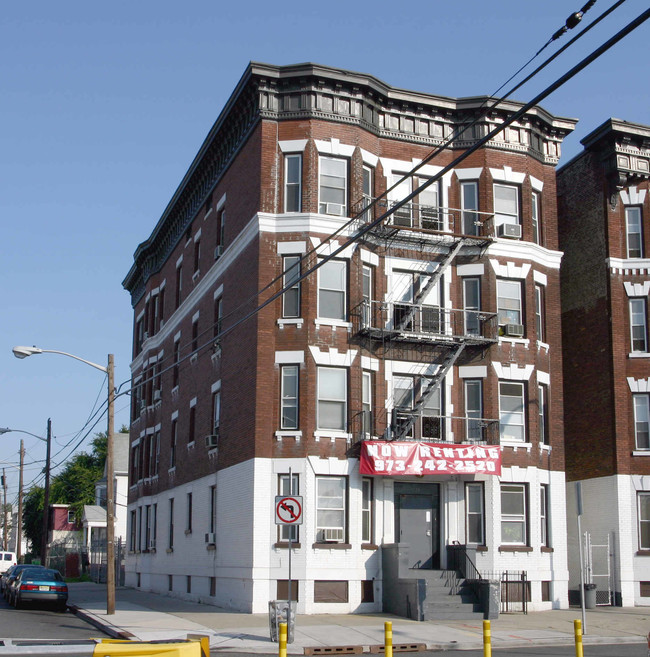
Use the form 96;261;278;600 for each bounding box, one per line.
323;528;344;542
205;532;216;544
497;223;522;239
214;245;224;260
205;433;219;448
153;390;161;402
325;203;344;216
504;323;525;338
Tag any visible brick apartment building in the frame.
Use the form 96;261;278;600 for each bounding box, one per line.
558;118;650;606
122;62;576;614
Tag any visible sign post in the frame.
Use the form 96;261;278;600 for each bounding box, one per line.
275;473;302;643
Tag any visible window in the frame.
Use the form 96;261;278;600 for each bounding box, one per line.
417;177;441;230
319;156;347;215
361;166;373;221
130;510;136;551
494;183;519;225
186;493;193;533
535;285;545;342
216;208;226;248
67;509;75;525
282;256;301;318
639;493;650;550
626;207;643;258
393;376;442;440
540;484;549;547
539;384;549;445
170;419;177;468
630;298;648;352
501;484;527;545
212;391;221;434
213;296;222;339
193;238;201;274
151;431;160;476
281;365;299;430
316;476;347;543
465;379;483;442
173;339;180;388
192;317;199;354
362;265;372;328
145;505;151;549
209;485;217;534
362;371;372;437
188;405;196;444
175;264;182;309
461;181;479;236
278;474;299;542
317;367;347;431
499;381;526;442
463;277;481;335
152;503;157;547
634;395;650;449
318;259;347;320
497;279;523;328
284;154;302;212
532;191;541;244
465;482;485;545
393;375;414;438
362;478;373;544
168;498;175;550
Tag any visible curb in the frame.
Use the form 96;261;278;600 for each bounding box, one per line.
69;605;135;641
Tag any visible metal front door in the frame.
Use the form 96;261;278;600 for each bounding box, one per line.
395;483;440;569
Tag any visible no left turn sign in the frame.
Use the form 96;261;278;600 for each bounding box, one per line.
275;496;303;525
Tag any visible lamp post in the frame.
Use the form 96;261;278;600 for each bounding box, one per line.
0;427;50;564
12;346;116;615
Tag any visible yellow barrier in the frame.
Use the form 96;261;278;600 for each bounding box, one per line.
574;619;584;657
279;621;287;657
384;621;393;657
483;620;491;657
94;637;209;657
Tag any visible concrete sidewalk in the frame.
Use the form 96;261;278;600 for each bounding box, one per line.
66;582;650;653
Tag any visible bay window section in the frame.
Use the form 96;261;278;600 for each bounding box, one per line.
499;381;526;442
315;476;347;544
494;183;520;225
318;259;347;320
317;367;347;431
319;156;347;216
497;279;523;335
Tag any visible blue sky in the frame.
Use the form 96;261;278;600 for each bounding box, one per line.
1;0;648;504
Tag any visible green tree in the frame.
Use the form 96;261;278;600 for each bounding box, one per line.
22;485;45;555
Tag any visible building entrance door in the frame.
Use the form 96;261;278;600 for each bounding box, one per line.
395;482;440;569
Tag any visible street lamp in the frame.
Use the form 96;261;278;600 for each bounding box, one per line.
12;345;116;615
0;426;50;565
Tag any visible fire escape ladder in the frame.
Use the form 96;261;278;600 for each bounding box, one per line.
392;342;466;441
394;239;466;333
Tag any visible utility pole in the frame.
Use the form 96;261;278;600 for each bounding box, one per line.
2;468;7;550
106;354;115;615
41;419;51;566
17;440;24;562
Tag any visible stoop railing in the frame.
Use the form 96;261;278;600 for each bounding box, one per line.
447;542;483;602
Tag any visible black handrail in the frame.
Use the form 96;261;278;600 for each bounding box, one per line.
447;543;483;602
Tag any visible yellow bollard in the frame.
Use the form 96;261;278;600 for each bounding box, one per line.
574;619;584;657
279;621;287;657
483;619;491;657
94;640;204;657
384;621;393;657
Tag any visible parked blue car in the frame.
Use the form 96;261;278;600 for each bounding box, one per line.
9;568;68;611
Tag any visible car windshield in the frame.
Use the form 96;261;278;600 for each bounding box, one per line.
20;569;63;582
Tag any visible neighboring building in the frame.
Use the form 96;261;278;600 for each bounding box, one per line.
558;118;650;607
123;62;576;613
49;504;82;545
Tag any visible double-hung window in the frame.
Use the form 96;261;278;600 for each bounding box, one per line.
465;379;483;442
494;183;520;225
634;394;650;449
362;265;372;328
212;391;221;435
362;478;373;544
630;298;648;353
168;498;175;550
282;256;301;318
535;285;545;342
461;181;479;235
361;166;373;221
540;484;549;547
539;383;549;445
278;474;299;542
170;419;177;468
463;277;481;336
418;177;440;230
497;279;523;330
532;191;541;244
316;476;347;543
639;493;650;550
499;381;526;442
319;156;347;216
318;259;347;320
362;371;372;437
317;367;347;431
465;482;485;545
284;154;302;212
501;483;527;545
281;365;299;430
626;207;643;258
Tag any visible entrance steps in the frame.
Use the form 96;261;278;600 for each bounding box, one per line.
417;569;484;621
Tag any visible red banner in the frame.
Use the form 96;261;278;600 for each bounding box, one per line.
359;441;501;476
